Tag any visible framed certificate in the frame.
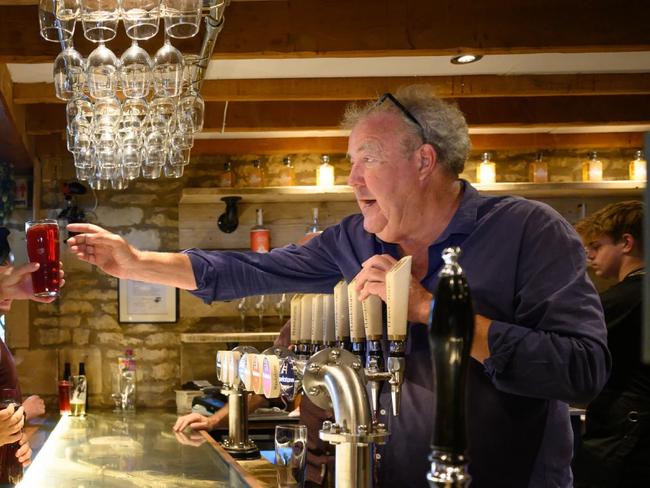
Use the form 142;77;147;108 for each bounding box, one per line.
118;279;178;323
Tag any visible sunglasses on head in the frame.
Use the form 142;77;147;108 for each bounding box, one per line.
375;92;425;137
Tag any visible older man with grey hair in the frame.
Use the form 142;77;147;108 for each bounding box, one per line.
68;85;609;487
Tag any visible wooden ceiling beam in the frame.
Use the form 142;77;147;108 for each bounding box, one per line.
14;73;650;105
0;64;34;172
1;0;649;62
25;96;650;135
35;132;645;158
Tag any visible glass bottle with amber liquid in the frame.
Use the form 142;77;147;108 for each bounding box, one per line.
278;157;296;186
249;159;265;187
629;150;646;181
528;152;548;183
218;161;235;188
582;151;603;182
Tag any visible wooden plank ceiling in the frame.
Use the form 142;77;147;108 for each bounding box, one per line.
1;0;649;171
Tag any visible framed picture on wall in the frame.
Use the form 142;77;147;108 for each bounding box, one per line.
118;279;178;323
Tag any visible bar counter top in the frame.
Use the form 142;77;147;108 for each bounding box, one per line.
16;410;267;488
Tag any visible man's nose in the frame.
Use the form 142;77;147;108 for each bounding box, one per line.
347;163;364;187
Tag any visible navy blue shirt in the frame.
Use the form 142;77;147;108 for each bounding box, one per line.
186;181;610;487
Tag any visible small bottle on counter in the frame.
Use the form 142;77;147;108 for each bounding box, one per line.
249;159;265;187
218;161;235;188
278;157;296;186
250;208;270;253
305;207;322;236
58;362;71;416
71;362;87;417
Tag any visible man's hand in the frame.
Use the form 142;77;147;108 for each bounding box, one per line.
16;434;31;466
0;404;24;446
172;412;224;433
354;254;433;324
22;395;45;420
0;263;65;303
67;224;139;279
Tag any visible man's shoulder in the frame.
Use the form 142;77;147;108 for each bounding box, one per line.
477;193;568;228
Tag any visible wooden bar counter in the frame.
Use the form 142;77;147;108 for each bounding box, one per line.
16;410;272;488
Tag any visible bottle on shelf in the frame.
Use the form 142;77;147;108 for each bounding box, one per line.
278;157;296;186
117;349;136;411
629;150;646;181
305;208;322;236
528;152;548;183
71;362;87;417
582;151;603;182
316;155;335;187
218;161;235;188
477;152;496;184
250;208;270;253
58;362;71;416
249;159;265;187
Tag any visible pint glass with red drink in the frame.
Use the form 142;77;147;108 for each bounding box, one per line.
25;219;60;298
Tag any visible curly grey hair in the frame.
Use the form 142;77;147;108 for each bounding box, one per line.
342;85;471;175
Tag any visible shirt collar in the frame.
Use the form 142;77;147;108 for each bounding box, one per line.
431;179;480;245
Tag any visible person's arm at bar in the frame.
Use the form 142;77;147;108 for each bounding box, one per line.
67;223;197;289
173;394;269;432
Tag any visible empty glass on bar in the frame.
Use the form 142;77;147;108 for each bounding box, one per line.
275;424;307;488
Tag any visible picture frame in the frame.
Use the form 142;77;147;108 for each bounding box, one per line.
118;279;178;323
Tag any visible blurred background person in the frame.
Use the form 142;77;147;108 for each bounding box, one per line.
574;201;650;487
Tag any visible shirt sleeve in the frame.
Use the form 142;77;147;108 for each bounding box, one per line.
482;203;611;404
182;228;344;303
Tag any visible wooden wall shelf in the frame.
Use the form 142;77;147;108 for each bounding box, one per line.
181;181;645;205
180;332;280;344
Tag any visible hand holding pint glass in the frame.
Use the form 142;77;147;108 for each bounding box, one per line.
25;219;60;298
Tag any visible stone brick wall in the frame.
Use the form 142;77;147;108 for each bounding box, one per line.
2;147;641;410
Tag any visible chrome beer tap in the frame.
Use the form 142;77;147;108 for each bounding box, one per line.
347;278;366;358
216;346;260;459
427;248;474;487
303;348;389;488
334;281;351;351
385;255;412;416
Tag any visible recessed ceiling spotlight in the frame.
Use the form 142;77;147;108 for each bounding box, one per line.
450;54;484;65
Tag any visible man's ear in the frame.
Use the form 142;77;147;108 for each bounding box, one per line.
418;144;437;179
621;233;636;254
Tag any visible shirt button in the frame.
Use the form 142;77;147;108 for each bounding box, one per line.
379;409;386;416
375;453;382;460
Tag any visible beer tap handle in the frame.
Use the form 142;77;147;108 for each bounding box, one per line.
386;255;412;417
386;256;412;342
334;281;350;348
362;294;383;341
347;278;366;354
322;293;336;346
299;294;314;357
427;247;473;487
290;294;302;346
311;294;325;350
